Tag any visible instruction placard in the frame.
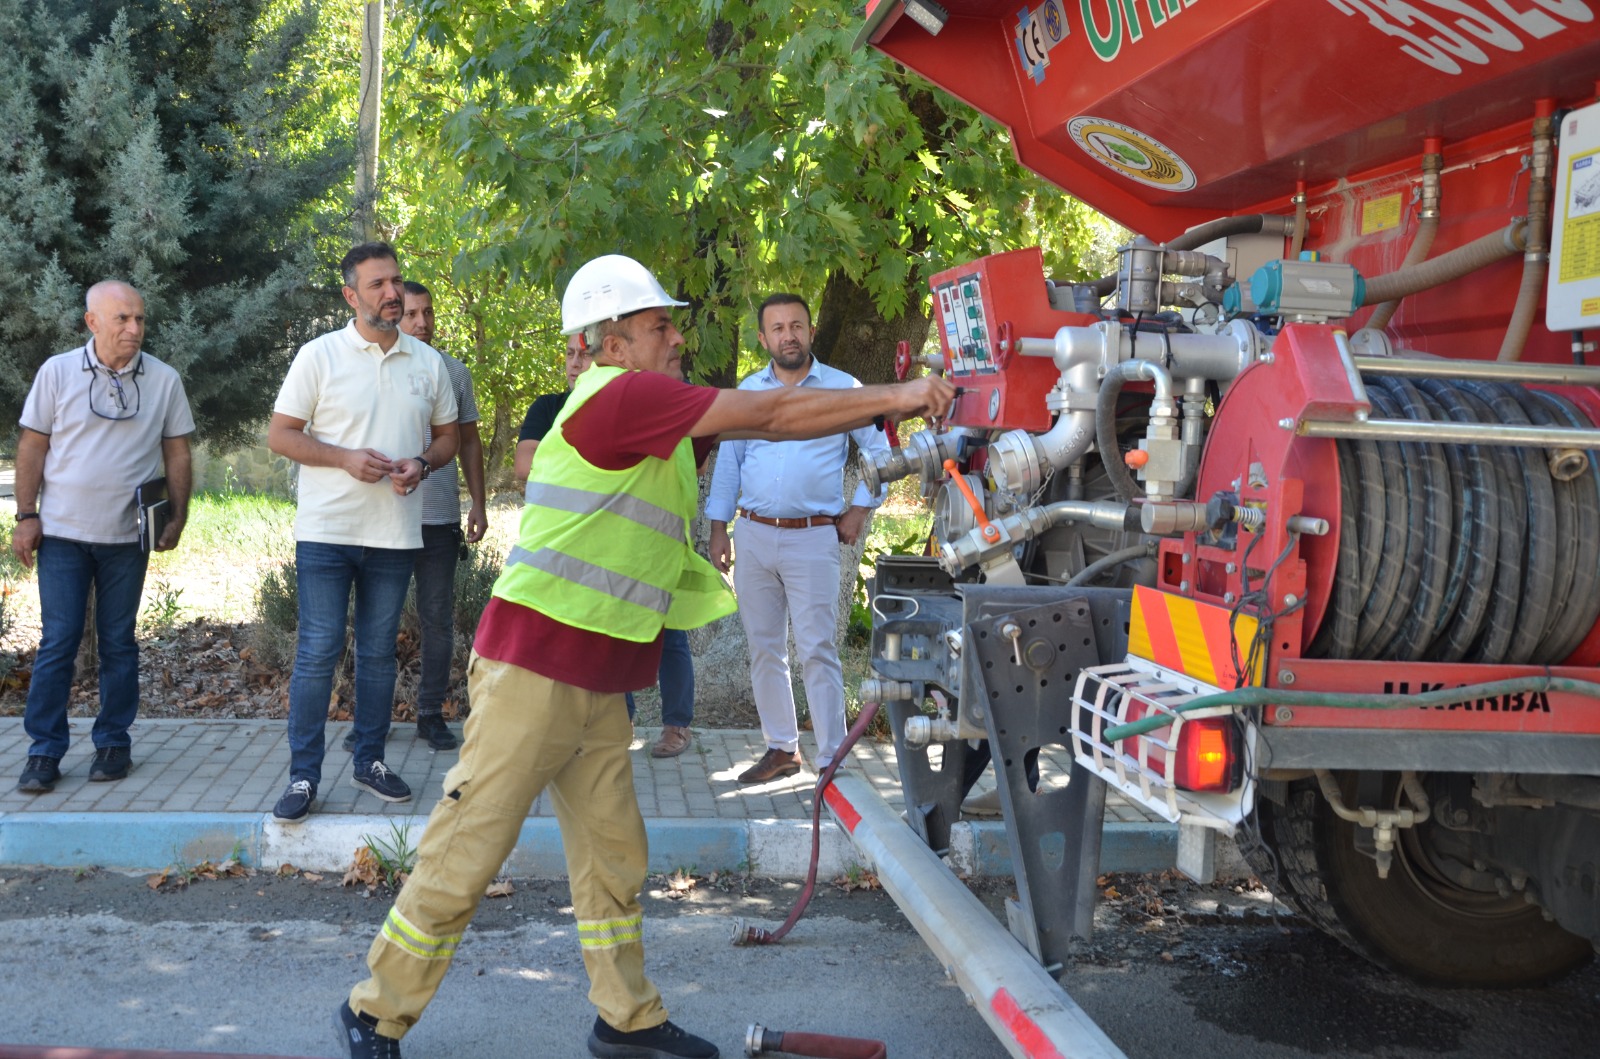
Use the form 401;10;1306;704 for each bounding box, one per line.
1549;101;1600;331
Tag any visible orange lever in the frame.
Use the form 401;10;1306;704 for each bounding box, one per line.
944;459;1000;543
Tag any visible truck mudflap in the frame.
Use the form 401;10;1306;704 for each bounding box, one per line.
1071;657;1260;830
821;772;1127;1059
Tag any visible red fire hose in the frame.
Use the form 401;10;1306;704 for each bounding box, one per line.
731;701;882;947
745;1024;887;1058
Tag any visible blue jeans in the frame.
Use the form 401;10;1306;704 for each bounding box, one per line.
287;541;417;785
23;537;149;760
624;628;694;726
412;523;460;719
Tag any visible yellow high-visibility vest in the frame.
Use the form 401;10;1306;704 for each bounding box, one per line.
494;364;735;641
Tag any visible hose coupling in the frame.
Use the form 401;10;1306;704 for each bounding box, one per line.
904;713;962;749
858;678;914;703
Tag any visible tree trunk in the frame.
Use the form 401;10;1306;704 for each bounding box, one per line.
811;269;933;385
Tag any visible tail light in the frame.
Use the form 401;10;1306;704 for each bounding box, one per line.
1173;717;1237;792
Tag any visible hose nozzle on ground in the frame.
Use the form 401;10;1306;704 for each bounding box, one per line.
731;918;774;946
745;1023;888;1058
729;702;884;948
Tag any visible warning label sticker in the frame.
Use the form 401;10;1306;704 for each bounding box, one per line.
1361;194;1403;235
1560;150;1600;284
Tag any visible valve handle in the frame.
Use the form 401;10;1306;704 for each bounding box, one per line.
944;458;1000;543
995;321;1015;370
893;340;913;382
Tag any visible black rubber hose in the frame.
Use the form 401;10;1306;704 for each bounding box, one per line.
1416;379;1499;664
1308;438;1364;659
1360;384;1426;659
1411;382;1472;648
1096;371;1141;502
1350;436;1387;608
1455;387;1528;664
1461;381;1558;664
1531;390;1600;662
1352;389;1410;657
1066;542;1156;587
1371;376;1453;661
1507;385;1577;660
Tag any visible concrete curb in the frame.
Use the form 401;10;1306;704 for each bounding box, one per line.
0;810;1187;879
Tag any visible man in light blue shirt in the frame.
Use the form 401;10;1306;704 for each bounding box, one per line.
707;294;891;784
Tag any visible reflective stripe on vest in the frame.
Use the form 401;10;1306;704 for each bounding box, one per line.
522;482;685;542
492;364;735;640
504;544;672;616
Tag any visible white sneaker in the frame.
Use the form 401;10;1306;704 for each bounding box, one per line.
961;788;1004;818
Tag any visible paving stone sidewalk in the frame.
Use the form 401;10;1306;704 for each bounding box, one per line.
0;718;1160;823
0;718;1171;876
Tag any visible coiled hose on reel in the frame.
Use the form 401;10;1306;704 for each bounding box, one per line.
1309;375;1600;665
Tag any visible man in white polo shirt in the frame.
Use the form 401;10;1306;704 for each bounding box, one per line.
267;243;459;823
11;280;195;794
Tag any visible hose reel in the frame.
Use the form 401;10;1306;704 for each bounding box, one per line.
1309;375;1600;665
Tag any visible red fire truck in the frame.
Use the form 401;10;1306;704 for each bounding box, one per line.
837;3;1600;1050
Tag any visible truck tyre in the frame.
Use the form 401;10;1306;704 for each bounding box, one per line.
1248;777;1591;987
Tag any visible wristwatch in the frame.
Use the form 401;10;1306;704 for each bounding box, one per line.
15;512;39;522
414;456;432;481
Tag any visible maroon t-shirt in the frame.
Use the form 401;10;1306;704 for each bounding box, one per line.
474;371;719;693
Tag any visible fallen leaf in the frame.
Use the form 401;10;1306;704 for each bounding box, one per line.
343;847;383;888
302;871;324;883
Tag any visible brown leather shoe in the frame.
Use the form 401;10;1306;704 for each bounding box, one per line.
651;724;692;758
738;747;804;784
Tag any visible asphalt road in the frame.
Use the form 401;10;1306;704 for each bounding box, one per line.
0;868;1006;1058
1;868;1597;1058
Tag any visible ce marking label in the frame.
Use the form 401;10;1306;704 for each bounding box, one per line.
1015;1;1068;85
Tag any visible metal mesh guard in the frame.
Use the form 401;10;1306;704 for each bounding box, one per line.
1070;659;1254;829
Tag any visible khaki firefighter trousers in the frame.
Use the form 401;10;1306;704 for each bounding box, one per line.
348;653;667;1039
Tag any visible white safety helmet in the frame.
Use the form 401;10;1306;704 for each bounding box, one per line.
560;254;687;339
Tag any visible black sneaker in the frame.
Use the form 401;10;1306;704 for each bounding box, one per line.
588;1016;719;1059
334;1001;402;1059
273;779;316;823
88;745;132;782
416;715;459;751
351;760;412;803
17;755;61;794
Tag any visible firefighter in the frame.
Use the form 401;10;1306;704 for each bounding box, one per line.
334;254;954;1059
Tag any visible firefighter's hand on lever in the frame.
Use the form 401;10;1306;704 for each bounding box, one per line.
895;376;956;421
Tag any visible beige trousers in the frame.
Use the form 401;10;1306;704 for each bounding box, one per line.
348;653;666;1039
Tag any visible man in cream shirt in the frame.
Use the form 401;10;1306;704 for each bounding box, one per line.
267;242;459;823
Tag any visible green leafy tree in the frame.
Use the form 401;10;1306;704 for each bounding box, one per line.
378;38;567;484
0;0;354;447
395;0;1114;387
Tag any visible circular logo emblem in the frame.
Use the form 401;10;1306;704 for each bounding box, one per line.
1067;117;1196;192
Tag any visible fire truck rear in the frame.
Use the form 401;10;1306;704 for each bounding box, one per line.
850;0;1600;1005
